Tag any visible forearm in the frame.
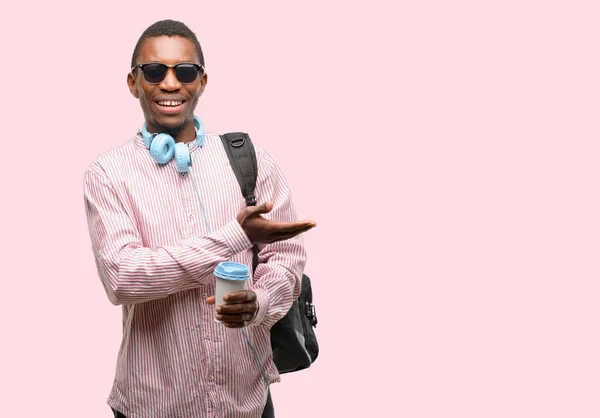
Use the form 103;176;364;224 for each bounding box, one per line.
92;219;252;305
84;166;253;305
249;236;306;329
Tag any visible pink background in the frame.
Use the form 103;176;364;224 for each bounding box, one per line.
1;0;599;416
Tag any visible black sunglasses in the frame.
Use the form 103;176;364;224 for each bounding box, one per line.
131;62;204;84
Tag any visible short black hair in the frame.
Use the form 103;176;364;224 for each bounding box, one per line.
131;20;204;70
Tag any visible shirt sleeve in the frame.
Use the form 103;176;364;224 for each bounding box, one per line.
246;148;307;330
83;165;253;306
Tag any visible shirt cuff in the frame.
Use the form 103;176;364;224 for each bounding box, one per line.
219;219;253;254
248;288;269;328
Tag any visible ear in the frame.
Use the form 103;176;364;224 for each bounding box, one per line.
198;72;208;96
127;72;139;98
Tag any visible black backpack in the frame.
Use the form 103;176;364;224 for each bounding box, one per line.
220;132;319;374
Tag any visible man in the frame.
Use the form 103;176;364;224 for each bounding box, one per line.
84;19;315;418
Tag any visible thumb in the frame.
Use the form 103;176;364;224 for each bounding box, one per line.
251;201;273;216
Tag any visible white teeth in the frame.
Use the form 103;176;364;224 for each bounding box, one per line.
158;100;183;107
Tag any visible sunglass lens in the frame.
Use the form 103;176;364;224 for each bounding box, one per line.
143;64;167;83
175;65;199;83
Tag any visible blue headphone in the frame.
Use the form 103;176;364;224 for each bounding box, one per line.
140;115;205;173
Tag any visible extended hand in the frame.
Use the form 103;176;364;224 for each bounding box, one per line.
236;202;316;244
206;290;258;328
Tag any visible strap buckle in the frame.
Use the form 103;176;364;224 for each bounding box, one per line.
230;136;245;148
305;301;317;327
246;194;257;206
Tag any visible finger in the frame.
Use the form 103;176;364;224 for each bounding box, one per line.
223;321;246;329
267;226;315;243
281;220;317;231
218;302;257;315
285;224;316;235
206;296;216;305
302;220;317;228
267;221;316;235
216;313;254;322
223;291;256;303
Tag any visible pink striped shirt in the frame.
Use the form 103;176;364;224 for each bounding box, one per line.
83;129;306;417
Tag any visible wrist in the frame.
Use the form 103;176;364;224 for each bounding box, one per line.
246;288;269;327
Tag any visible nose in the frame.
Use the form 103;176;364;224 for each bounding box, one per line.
159;67;181;91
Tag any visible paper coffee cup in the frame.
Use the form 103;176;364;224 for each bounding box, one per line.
213;262;250;322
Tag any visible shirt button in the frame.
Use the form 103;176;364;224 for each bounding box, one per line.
202;293;207;298
208;375;214;381
189;213;193;218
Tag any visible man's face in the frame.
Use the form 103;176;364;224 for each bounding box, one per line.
127;35;207;135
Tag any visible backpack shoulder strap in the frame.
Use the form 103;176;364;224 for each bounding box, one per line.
220;132;260;271
220;132;258;207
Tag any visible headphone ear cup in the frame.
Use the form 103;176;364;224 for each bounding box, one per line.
150;134;176;164
174;142;191;173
